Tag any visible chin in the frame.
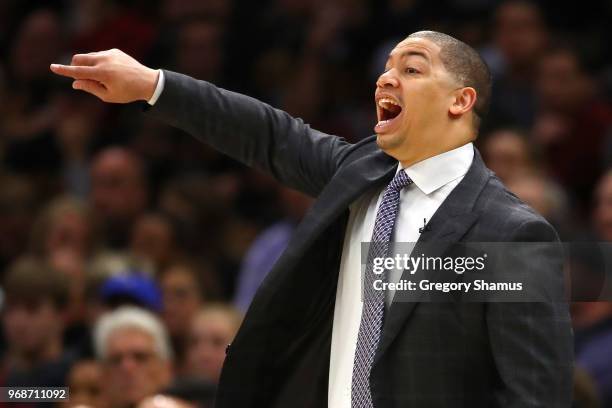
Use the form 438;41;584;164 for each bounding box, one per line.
376;131;404;153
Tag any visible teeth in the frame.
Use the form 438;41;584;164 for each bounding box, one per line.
378;98;400;109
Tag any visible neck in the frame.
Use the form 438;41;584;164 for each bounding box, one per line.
398;124;474;168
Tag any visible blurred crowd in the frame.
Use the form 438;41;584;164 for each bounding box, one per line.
0;0;610;407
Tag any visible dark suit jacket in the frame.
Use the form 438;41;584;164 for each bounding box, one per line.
146;70;574;408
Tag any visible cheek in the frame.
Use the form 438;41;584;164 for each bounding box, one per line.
403;82;446;114
146;361;164;379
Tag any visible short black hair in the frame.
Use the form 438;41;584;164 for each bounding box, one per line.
408;31;492;129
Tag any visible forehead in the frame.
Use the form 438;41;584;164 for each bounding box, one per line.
388;37;442;61
107;328;155;349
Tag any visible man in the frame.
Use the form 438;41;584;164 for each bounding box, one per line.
90;147;149;248
61;360;107;408
487;0;549;128
534;47;612;213
1;256;76;405
185;304;243;384
51;31;573;407
93;306;173;408
571;169;612;407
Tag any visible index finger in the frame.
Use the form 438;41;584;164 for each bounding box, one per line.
71;53;101;66
50;64;104;81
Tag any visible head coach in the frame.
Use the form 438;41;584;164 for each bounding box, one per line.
51;31;573;407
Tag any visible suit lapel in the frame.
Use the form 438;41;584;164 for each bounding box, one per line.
375;148;491;362
289;148;397;255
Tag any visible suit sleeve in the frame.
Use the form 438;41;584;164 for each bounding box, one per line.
487;219;574;408
144;70;352;197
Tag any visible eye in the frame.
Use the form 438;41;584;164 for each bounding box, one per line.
405;67;420;74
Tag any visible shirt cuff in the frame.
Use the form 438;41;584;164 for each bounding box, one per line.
147;70;165;105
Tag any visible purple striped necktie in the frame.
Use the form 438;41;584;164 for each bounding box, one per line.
352;169;413;407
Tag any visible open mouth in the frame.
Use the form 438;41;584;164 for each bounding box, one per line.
375;97;403;133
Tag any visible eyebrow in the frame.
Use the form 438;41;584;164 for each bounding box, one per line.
400;50;429;61
386;50;430;67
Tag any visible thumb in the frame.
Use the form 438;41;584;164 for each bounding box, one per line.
72;79;108;100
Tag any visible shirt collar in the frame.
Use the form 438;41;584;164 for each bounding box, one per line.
396;142;474;195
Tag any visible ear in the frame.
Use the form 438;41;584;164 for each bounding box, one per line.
449;87;477;117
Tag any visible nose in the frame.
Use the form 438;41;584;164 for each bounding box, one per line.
376;69;399;89
119;356;138;374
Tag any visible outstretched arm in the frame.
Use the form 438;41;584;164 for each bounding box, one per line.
51;49;351;196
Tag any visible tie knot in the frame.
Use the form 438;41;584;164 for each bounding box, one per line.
389;170;413;191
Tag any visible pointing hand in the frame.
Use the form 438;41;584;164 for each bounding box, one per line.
50;48;159;103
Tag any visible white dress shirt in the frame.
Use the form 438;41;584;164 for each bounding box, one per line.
147;69;165;105
328;143;474;408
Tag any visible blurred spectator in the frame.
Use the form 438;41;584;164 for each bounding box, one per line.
0;9;64;175
0;173;37;272
234;187;312;312
160;260;220;370
28;196;97;343
533;47;612;212
174;18;225;83
574;300;612;408
572;171;612;407
594;169;612;241
184;304;242;384
487;0;549;128
481;128;536;184
61;359;107;408
505;174;571;237
54;92;105;198
29;195;97;260
94;306;172;408
5;8;63;88
0;256;74;388
90;147;149;248
130;212;180;271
